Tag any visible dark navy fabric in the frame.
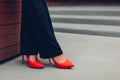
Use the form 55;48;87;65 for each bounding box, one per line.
21;0;63;58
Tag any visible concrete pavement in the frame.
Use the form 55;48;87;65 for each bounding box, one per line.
1;32;120;80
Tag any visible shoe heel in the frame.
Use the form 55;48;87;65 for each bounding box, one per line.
49;58;52;64
22;55;29;64
22;55;24;64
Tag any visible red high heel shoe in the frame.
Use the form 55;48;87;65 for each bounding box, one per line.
49;58;74;69
22;55;44;69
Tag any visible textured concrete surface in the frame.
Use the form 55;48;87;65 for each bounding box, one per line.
1;32;120;80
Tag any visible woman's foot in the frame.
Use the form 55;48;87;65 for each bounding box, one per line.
29;55;38;62
52;54;74;69
25;55;44;69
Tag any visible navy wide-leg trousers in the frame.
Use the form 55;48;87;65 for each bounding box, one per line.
20;0;63;58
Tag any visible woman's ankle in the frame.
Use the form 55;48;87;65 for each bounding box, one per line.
29;55;38;62
53;54;66;63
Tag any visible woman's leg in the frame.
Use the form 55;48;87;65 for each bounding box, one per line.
21;0;39;56
21;0;44;68
30;0;63;59
21;0;74;68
